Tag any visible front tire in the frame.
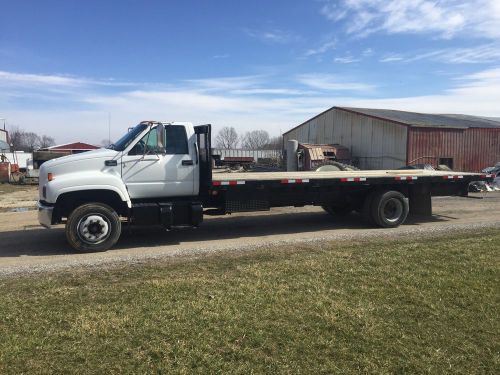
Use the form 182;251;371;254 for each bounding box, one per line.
66;203;121;252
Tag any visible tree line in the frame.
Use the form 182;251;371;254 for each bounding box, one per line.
214;127;282;150
7;125;281;152
8;126;56;152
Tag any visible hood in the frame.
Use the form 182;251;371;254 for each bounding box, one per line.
42;148;120;168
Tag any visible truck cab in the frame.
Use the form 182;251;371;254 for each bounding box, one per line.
117;121;199;198
38;121;211;252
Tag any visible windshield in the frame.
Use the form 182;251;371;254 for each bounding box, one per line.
108;124;148;151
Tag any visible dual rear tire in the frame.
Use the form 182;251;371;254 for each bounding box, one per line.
322;190;408;228
362;190;409;227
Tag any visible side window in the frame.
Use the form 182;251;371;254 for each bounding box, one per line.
165;126;189;154
129;129;158;155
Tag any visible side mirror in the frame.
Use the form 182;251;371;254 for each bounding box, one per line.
156;124;166;153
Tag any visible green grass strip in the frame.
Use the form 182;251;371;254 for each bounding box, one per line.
1;230;499;374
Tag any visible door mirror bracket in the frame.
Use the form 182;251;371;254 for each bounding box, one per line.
156;124;166;154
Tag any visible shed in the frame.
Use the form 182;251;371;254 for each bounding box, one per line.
32;142;100;169
283;107;500;172
43;142;99;154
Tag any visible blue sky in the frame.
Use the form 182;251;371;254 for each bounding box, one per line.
1;0;500;144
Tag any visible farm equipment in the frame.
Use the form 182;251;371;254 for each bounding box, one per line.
290;142;357;171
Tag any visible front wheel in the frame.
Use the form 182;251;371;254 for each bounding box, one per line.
66;203;121;252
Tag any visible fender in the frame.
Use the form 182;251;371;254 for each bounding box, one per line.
46;170;132;208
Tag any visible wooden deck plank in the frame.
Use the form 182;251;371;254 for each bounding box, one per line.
212;170;478;182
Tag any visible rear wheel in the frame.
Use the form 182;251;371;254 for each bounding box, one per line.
370;191;409;228
66;203;121;252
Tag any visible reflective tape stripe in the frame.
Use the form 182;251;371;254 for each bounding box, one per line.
281;179;310;184
213;180;245;186
340;177;367;182
395;176;418;181
442;175;464;180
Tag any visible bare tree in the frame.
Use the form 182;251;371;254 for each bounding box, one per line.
8;126;54;151
8;126;24;150
40;135;56;148
264;135;283;150
241;130;270;150
215;127;239;149
23;132;41;151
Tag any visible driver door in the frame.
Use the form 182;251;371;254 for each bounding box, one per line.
121;125;195;199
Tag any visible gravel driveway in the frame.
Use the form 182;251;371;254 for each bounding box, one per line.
0;192;499;276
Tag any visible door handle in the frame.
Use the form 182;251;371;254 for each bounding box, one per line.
182;160;194;166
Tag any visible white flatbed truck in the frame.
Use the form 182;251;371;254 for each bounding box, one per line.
37;121;494;252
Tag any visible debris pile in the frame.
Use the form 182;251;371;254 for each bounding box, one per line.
469;162;500;192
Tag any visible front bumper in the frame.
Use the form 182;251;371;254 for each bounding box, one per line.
38;201;54;229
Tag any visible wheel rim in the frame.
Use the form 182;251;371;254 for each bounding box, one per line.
383;198;403;223
77;214;111;245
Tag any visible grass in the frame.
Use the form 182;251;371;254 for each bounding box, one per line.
0;231;499;374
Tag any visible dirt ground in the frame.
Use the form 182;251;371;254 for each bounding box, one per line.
0;183;499;275
0;184;38;211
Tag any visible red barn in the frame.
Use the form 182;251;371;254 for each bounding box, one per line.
284;107;500;172
43;142;99;154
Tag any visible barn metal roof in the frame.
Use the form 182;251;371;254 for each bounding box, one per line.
338;107;500;129
42;142;99;151
284;106;500;135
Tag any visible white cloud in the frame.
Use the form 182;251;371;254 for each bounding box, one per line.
460;67;500;82
334;55;360;64
362;48;374;56
0;71;88;87
184;75;263;91
244;28;299;44
321;1;348;22
415;45;500;63
3;68;500;145
0;70;138;88
304;39;337;57
379;55;404;63
297;74;374;91
380;44;500;64
335;67;500;116
322;0;500;39
229;88;308;96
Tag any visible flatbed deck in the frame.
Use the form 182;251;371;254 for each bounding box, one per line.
208;169;494;218
212;170;483;183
